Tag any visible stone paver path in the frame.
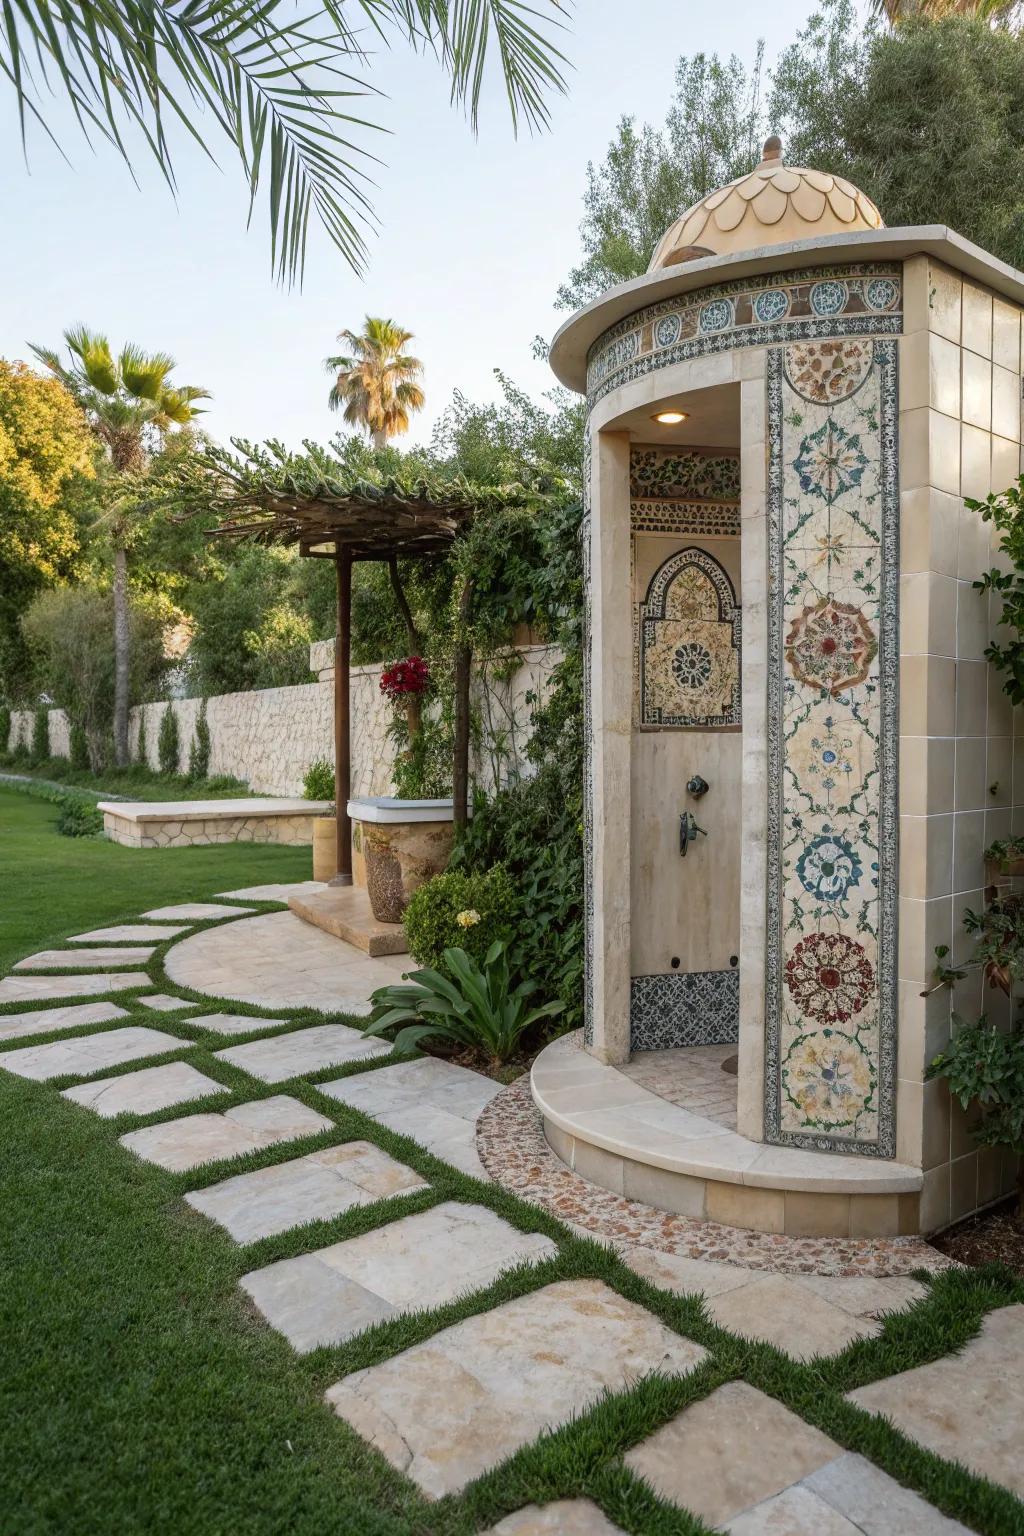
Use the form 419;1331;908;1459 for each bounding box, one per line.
14;946;155;970
0;971;149;1004
848;1303;1024;1499
214;882;327;901
242;1201;557;1352
215;1023;389;1082
141;903;255;920
321;1056;501;1179
138;993;197;1012
326;1278;706;1498
485;1501;625;1534
0;1000;128;1042
67;924;190;942
189;1012;289;1036
0;1025;182;1081
63;1061;227;1118
165;910;405;1013
186;1141;427;1242
120;1095;332;1171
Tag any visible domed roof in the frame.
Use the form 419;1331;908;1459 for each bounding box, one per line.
648;137;884;272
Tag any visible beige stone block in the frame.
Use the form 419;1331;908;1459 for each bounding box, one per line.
992;365;1019;442
848;1195;902;1238
961;350;992;431
954;736;987;811
978;1145;1002;1207
898;896;952;984
962;282;993;357
958;502;994;581
898;328;929;413
928;261;962;344
571;1138;625;1195
992;433;1020;497
899;736;954;816
950;1093;982;1160
900;486;959;577
620;1157;706;1217
897;1078;925;1167
961;422;992;500
953;808;985;893
899;814;953;901
898;978;953;1077
956;660;988;736
951;888;985;968
993;296;1020;370
705;1181;784;1234
955;577;989;661
783;1191;850;1238
900;655;955;736
901;406;960;495
920;1162;950;1232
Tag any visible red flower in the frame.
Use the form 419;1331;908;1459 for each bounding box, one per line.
784;931;875;1024
380;655;430;703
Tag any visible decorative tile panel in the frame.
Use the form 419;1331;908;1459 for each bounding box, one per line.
630;971;739;1051
631;501;740;537
764;338;898;1157
630;449;740;502
638;549;741;729
582;432;595;1049
586;264;902;408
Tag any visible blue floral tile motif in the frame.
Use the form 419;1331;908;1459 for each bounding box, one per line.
792;419;869;505
795;833;862;901
810;279;849;317
754;288;790;324
654;313;683;348
699;298;733;333
864;277;898;312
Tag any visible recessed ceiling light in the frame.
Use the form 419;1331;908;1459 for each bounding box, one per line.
652;409;688;424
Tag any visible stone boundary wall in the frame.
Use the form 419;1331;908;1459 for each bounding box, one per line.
6;644;560;798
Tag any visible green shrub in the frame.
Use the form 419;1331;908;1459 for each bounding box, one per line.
402;865;516;972
69;720;90;772
0;703;10;754
928;1014;1024;1205
55;796;103;838
135;710;148;768
188;700;211;782
157;704;180;776
366;941;563;1066
303;756;335;800
30;706;49;764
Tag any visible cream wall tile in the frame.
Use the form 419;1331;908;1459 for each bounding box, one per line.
930;333;962;419
922;1075;953;1169
899;813;954;900
953;809;986;893
901;655;955;736
955;577;991;661
958;505;992;581
951;888;985;967
962;282;993;357
989;666;1013;738
992;434;1019;496
950;1152;979;1222
961;351;992;431
985;805;1011;851
954;736;987;812
902;254;930;335
901;572;957;656
927;260;962;344
987;735;1012;807
900;407;960;495
993;297;1021;371
956;660;988;737
991;365;1019;442
899;736;954;815
921;1163;951;1232
900;486;959;577
1013;736;1024;803
896;1078;924;1166
898;329;928;413
951;964;984;1019
961;423;992;501
898;894;953;983
898;980;953;1081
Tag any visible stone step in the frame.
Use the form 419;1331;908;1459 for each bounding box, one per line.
288;885;408;957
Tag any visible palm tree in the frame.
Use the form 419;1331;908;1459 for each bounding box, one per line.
30;329;209;767
326;318;426;448
2;3;567;286
872;0;1019;19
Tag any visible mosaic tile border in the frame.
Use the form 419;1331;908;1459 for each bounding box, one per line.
582;432;595;1049
631;501;740;537
763;340;899;1158
630;971;739;1051
586;264;902;410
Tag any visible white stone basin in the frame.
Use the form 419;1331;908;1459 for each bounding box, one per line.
347;796;457;824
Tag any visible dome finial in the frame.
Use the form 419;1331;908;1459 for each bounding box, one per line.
762;135;782;163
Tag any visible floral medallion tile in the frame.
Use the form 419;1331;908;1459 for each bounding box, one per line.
765;338;898;1157
638;547;741;729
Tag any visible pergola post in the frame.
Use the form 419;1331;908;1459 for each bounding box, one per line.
330;545;353;886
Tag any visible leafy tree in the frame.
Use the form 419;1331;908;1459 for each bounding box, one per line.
429;370;585;492
2;2;568;286
326;318;425;447
187;545;314;696
157;703;180;776
30;328;208;765
0;360;97;699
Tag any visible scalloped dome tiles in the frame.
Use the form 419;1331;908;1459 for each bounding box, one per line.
648;137;884;271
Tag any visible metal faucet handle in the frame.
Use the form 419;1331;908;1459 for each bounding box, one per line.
679;811;708;856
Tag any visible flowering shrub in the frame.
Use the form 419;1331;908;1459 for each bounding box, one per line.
379;655;430;703
402;866;515;972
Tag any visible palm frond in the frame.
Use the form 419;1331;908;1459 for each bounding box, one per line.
119;344;176;401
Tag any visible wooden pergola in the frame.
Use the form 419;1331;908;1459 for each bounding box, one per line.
179;446;546;886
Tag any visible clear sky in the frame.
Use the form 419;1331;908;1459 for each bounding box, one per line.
0;0;836;452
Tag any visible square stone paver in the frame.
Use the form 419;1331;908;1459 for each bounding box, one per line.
186;1141;427;1242
141;903;254;920
847;1303;1024;1499
624;1381;842;1528
0;1001;129;1043
215;1024;389;1083
137;994;197;1013
120;1095;333;1171
0;1025;182;1082
189;1013;289;1036
67;924;190;942
214;882;327;901
62;1061;227;1118
321;1056;501;1178
726;1484;860;1535
325;1278;706;1498
802;1453;973;1535
703;1273;882;1360
0;972;149;1005
13;946;155;970
485;1501;626;1534
618;1244;756;1300
242;1201;558;1352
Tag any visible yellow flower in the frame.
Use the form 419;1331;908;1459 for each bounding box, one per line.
455;908;481;929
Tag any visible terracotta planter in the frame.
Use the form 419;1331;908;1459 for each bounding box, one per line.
349;797;457;924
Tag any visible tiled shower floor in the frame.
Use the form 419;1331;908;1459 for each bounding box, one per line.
616;1043;738;1131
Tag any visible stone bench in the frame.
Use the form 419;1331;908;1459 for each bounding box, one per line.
99;798;332;849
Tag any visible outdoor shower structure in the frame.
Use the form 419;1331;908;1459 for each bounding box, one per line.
539;139;1024;1236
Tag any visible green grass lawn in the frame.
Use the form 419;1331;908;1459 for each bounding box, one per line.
2;785;1024;1536
0;787;309;974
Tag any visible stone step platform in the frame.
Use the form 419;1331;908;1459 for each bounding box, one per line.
99;798;332;849
532;1034;925;1239
288;885;408;957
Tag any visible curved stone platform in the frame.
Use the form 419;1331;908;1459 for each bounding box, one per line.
532;1035;923;1239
